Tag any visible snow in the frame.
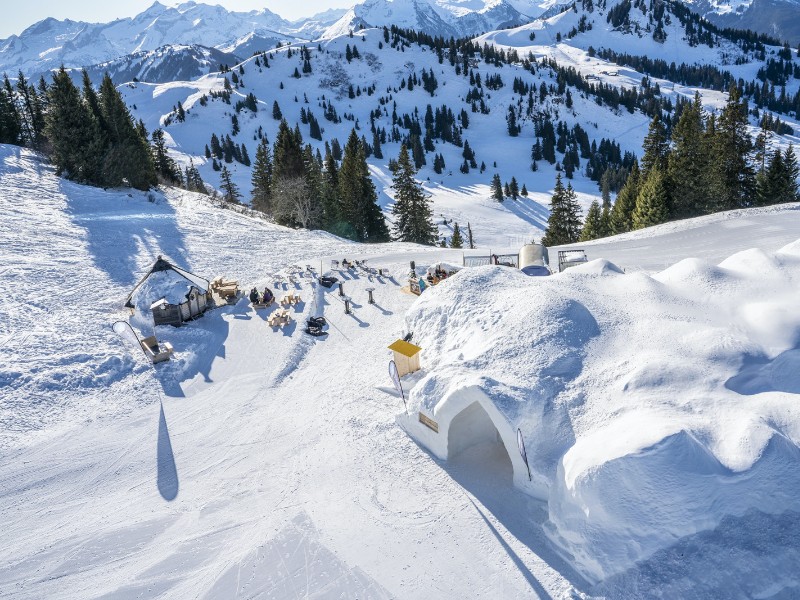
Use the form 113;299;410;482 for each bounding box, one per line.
402;244;800;583
2;141;800;597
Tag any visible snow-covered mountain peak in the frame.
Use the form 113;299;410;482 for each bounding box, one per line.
323;0;532;38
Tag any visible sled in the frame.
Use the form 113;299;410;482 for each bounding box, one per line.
252;299;274;309
140;335;174;364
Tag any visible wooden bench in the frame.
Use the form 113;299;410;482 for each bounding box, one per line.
281;293;301;306
268;309;292;327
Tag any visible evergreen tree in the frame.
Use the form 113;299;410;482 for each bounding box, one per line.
667;92;707;218
45;67;103;184
520;184;528;197
490;173;503;201
784;145;800;202
273;119;305;181
0;73;21;145
219;165;241;202
15;71;45;149
632;168;669;229
151;128;181;184
320;149;342;232
509;176;519;199
611;160;640;233
708;85;754;211
184;159;206;193
641;112;669;179
507;105;519;136
450;222;463;248
757;146;799;205
542;174;582;246
391;144;437;245
467;222;475;249
580;200;603;241
98;73;155;189
272;100;282;120
251;137;273;214
301;144;323;228
338;129;389;242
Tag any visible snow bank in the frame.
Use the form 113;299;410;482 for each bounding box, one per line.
403;245;800;581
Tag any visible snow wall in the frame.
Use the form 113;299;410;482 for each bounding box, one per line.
401;241;800;583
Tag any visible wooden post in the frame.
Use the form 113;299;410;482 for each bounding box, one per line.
338;282;345;297
366;287;375;304
344;296;352;314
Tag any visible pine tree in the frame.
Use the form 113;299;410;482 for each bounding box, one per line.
273;119;305;181
784;145;800;202
580;200;603;241
220;165;241;202
509;177;519;199
0;73;21;145
667;92;707;219
632;168;669;229
391;144;437;245
272;100;282;120
520;184;528;197
450;222;463;248
301;144;323;228
757;146;799;205
507;105;518;136
15;71;45;149
98;73;155;189
490;173;504;201
251;137;273;213
151;128;181;184
641;112;669;179
611;160;640;233
708;85;754;211
338;129;389;242
320;149;342;232
45;67;104;184
542;174;582;246
184;159;206;193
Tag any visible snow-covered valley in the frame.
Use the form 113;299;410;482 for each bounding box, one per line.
2;142;800;598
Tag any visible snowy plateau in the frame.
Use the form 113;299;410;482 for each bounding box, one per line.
2;0;800;599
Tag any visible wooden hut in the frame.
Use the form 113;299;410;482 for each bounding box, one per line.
388;339;423;376
125;256;210;327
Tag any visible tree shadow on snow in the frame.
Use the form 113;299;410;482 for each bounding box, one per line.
501;197;550;231
63;183;190;287
157;402;179;501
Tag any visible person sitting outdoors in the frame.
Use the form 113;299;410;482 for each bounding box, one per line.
262;287;274;304
249;287;259;303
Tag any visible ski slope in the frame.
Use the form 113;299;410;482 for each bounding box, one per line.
2;144;800;598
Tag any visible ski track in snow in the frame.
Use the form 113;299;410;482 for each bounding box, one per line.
2;143;800;598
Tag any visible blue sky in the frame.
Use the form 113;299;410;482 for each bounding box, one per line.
2;1;351;38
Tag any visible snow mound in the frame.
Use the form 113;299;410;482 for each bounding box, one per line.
403;243;800;582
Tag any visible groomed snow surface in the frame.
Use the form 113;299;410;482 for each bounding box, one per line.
2;143;800;598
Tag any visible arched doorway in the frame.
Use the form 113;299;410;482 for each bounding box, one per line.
447;401;513;486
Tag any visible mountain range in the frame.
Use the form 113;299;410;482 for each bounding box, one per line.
2;0;799;83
